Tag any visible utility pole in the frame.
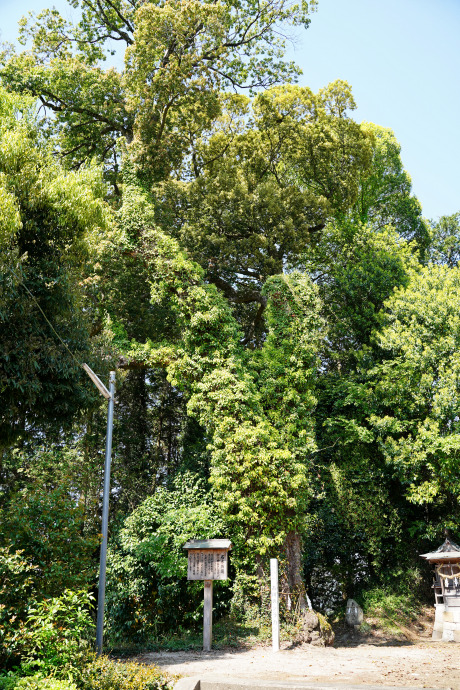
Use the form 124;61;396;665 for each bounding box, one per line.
82;364;116;656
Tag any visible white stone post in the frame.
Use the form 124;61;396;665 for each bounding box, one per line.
270;558;280;652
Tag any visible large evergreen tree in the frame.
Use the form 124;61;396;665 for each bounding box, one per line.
0;86;109;449
2;0;452;636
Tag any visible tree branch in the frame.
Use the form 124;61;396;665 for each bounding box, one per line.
38;91;133;139
210;274;263;304
117;356;149;370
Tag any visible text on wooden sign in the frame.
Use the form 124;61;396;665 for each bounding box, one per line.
187;549;228;580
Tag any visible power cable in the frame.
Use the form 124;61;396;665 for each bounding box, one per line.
6;265;83;369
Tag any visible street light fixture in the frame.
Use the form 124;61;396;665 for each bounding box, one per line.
82;363;116;656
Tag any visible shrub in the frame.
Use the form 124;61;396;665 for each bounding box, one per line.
13;677;77;690
105;472;230;643
360;581;422;632
19;590;95;681
80;657;173;690
0;547;38;667
0;675;20;690
0;480;99;598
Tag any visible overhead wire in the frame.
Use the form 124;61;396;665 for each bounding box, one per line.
5;264;83;369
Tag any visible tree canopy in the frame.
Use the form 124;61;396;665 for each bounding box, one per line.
0;0;457;657
0;86;109;448
1;0;317;187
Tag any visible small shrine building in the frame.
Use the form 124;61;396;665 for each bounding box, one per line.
420;534;460;642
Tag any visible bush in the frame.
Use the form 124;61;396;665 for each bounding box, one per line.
0;547;38;667
0;675;20;690
360;581;422;632
0;480;99;598
12;677;77;690
1;660;172;690
80;657;173;690
106;472;230;643
19;590;95;681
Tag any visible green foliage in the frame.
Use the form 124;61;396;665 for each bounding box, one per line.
1;0;317;186
0;660;171;690
0;86;111;448
360;580;423;632
80;657;173;690
428;211;460;267
0;448;99;669
297;223;419;605
112;369;203;513
0;675;19;690
369;264;460;515
154;81;371;343
19;590;95;681
0;677;77;690
316;612;334;645
136;193;322;599
0;547;38;667
351;123;429;251
0;0;450;639
0;454;99;598
114;185;322;579
308;222;417;361
106;472;226;642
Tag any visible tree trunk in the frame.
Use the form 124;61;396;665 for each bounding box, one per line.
285;531;307;610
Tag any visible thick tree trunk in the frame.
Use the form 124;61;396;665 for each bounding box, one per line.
285;531;307;611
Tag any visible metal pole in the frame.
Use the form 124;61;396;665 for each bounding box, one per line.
96;371;116;656
270;558;280;652
203;580;213;651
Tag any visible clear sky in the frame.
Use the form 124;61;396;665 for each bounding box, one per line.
1;0;459;221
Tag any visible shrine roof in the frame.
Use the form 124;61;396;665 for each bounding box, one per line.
420;537;460;561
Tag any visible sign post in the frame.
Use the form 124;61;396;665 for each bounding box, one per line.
184;539;232;651
203;580;213;652
270;558;280;652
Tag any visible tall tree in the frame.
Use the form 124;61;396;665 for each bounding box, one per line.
428;211;460;267
350;122;430;252
1;0;317;187
0;86;109;449
367;264;460;533
301;223;418;602
153;82;372;343
105;184;322;596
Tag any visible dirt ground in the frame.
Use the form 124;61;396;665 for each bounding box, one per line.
138;640;460;690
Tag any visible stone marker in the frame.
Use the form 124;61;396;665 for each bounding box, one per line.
345;599;363;626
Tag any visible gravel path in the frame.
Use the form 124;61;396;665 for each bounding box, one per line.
138;641;459;690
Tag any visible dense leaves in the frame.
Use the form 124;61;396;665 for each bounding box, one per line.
1;0;317;186
106;472;225;641
116;186;322;587
428;211;460;267
0;87;109;447
154;82;371;342
351;123;430;251
369;265;460;519
1;0;458;650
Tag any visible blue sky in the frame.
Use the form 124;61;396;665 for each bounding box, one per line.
1;0;459;221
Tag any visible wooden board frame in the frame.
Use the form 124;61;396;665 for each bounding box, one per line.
187;548;228;580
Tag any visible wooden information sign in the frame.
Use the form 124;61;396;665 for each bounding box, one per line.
187;549;228;580
183;539;231;651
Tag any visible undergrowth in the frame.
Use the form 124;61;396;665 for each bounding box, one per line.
108;608;303;655
359;585;424;633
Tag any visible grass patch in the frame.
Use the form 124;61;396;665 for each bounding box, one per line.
360;587;422;634
108;611;303;655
